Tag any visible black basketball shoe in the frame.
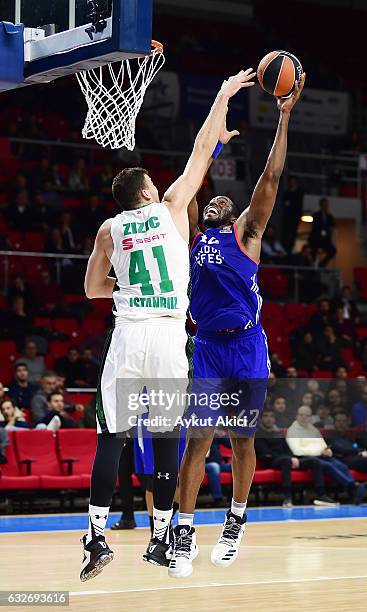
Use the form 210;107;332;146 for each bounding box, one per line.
143;536;172;566
80;535;114;582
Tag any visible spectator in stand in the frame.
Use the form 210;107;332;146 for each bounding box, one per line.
3;296;33;348
33;191;54;230
333;286;360;323
40;181;64;215
0;398;30;429
8;363;38;409
351;386;367;427
7;275;32;313
261;226;287;264
311;403;334;430
270;352;287;377
33;270;65;317
333;306;356;346
294;331;318;374
272;396;292;429
308;299;332;335
16;340;45;384
91;163;114;195
32;158;53;190
54;347;88;388
317;326;345;371
6;190;33;232
30;371;58;424
204;437;232;507
80;195;105;238
326;388;347;416
327;412;367;472
290;243;324;303
276;367;305;410
255;408;332;507
42;391;77;429
68;158;90;192
286;405;365;504
80;348;99;387
59;211;76;252
44;227;64;254
309;198;336;267
0;427;9;463
281;176;304;254
301;392;315;411
49;163;66;192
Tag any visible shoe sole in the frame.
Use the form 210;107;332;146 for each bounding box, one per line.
142;553;169;567
80;553;114;582
313;500;340;506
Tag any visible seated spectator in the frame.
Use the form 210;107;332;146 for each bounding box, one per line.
327;412;367;472
7;275;32;313
255;408;332;507
294;332;318;373
0;398;30;429
0;427;9;464
2;295;33;348
68;158;90;192
31;372;58;424
42;391;77;428
32;270;65;316
6;190;33;231
317;326;345;371
261;226;287;264
272;396;293;429
301;392;315;411
59;211;76;252
311;403;334;430
287;406;365;504
333;286;360;323
270;352;286;378
55;374;85;415
32;157;53;190
351;386;367;427
8;363;38;409
55;347;88;388
275;368;305;414
333;307;356;346
308;197;337;267
306;379;325;405
44;227;64;254
308;299;332;335
79;396;96;428
91;163;114;195
80;348;99;387
49;163;66;192
16;340;45;384
326;388;347;417
204;437;232;506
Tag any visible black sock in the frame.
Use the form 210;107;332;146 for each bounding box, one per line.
172;501;179;519
149;515;154;536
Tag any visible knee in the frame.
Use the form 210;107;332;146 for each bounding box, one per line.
184;438;212;465
232;437;255;461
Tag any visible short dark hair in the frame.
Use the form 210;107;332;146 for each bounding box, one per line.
49;391;63;401
112;167;150;210
15;362;28;370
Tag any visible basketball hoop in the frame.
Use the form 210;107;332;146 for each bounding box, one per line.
76;40;165;150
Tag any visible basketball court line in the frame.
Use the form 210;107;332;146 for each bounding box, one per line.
1;543;367;551
69;574;367;597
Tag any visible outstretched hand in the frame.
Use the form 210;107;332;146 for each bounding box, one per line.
277;72;306;114
221;68;256;99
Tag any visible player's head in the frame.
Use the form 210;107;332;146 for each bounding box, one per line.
112;167;159;210
203;196;237;228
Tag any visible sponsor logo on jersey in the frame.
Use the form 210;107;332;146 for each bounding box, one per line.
195;244;224;267
122;233;167;251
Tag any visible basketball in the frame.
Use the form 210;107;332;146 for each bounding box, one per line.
257;50;303;98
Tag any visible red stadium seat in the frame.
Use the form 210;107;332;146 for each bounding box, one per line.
26;232;45;252
259;267;289;298
64;294;86;306
14;430;82;489
312;370;333;379
48;340;73;361
356;327;367;340
34;317;52;329
354;268;367;300
69;392;94;406
284;303;308;330
56;429;96;478
0;431;40;490
53;318;84;343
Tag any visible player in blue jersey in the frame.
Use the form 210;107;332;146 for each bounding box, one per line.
169;73;306;578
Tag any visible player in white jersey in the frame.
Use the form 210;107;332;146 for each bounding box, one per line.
79;68;256;581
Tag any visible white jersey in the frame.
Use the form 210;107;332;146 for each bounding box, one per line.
110;202;190;321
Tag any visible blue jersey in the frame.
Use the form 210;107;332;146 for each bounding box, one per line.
190;225;263;330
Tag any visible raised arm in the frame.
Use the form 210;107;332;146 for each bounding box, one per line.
164;69;255;215
236;74;306;260
84;219;115;299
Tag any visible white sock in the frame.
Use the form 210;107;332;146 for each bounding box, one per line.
87;504;109;544
231;499;247;518
178;512;194;528
153;507;173;543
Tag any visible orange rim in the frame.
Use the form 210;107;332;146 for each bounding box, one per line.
151;40;164;54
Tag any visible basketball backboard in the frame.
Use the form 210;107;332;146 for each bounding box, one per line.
0;0;153;89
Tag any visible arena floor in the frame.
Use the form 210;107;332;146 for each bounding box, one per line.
1;507;367;611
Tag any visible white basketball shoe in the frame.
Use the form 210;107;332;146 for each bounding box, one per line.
211;511;247;567
168;525;199;578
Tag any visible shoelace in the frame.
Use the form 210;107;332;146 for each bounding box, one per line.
175;532;192;558
219;520;242;545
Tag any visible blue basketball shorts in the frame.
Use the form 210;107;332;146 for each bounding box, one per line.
188;324;270;436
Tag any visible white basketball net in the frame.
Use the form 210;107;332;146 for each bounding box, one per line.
76;42;165;151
